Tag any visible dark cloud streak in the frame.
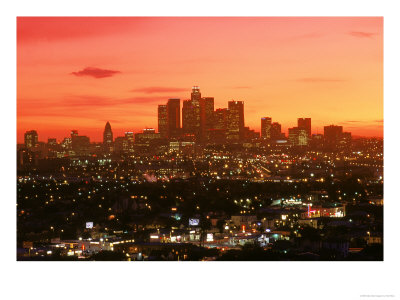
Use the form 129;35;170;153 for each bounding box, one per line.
71;67;121;79
349;31;376;38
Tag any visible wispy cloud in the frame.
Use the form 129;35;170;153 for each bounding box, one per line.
18;95;166;117
131;87;188;94
349;31;376;38
71;67;121;79
61;95;165;107
340;120;384;125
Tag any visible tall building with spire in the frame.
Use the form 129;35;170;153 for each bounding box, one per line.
182;86;202;141
103;121;114;153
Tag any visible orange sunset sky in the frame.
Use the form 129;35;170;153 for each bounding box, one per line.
17;17;383;143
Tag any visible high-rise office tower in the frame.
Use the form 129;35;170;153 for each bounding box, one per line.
114;131;135;154
71;134;90;156
114;136;126;154
214;108;228;130
324;125;343;147
158;105;168;138
24;130;38;149
261;117;272;140
191;86;201;102
167;98;180;138
310;133;324;148
210;108;228;143
341;132;352;145
288;127;308;146
227;100;244;141
191;86;201;140
298;118;312;137
271;122;283;140
182;86;202;141
182;100;194;135
200;97;214;141
125;131;135;153
103;121;114;153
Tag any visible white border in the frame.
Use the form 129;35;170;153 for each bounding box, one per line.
2;1;399;299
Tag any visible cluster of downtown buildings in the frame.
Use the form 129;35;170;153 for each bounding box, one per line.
20;86;353;163
157;86;352;147
17;86;383;261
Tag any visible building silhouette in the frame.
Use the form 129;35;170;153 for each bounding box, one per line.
103;121;114;153
200;97;214;142
167;99;180;138
298;118;312;138
158;105;168;138
288;127;308;146
182;86;202;141
323;125;351;148
227;100;245;141
24;130;38;149
70;130;90;156
271;122;283;140
261;117;272;140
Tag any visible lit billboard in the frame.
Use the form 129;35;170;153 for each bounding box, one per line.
86;222;94;229
189;218;200;226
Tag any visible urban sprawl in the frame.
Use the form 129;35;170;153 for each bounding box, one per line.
17;86;383;261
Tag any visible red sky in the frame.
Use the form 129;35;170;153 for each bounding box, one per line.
17;17;383;143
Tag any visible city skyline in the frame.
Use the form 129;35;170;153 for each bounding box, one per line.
16;15;384;266
17;17;383;143
19;87;360;145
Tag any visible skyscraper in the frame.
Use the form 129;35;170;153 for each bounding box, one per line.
103;121;113;153
125;131;135;153
24;130;38;149
191;86;201;102
214;108;228;130
200;97;214;141
158;105;168;138
324;125;343;148
288;127;308;146
227;100;244;141
191;87;201;140
182;100;195;135
71;134;90;156
167;98;180;138
298;118;311;137
182;86;202;141
114;136;126;154
210;108;228;143
261;117;272;140
271;122;283;140
114;131;135;154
